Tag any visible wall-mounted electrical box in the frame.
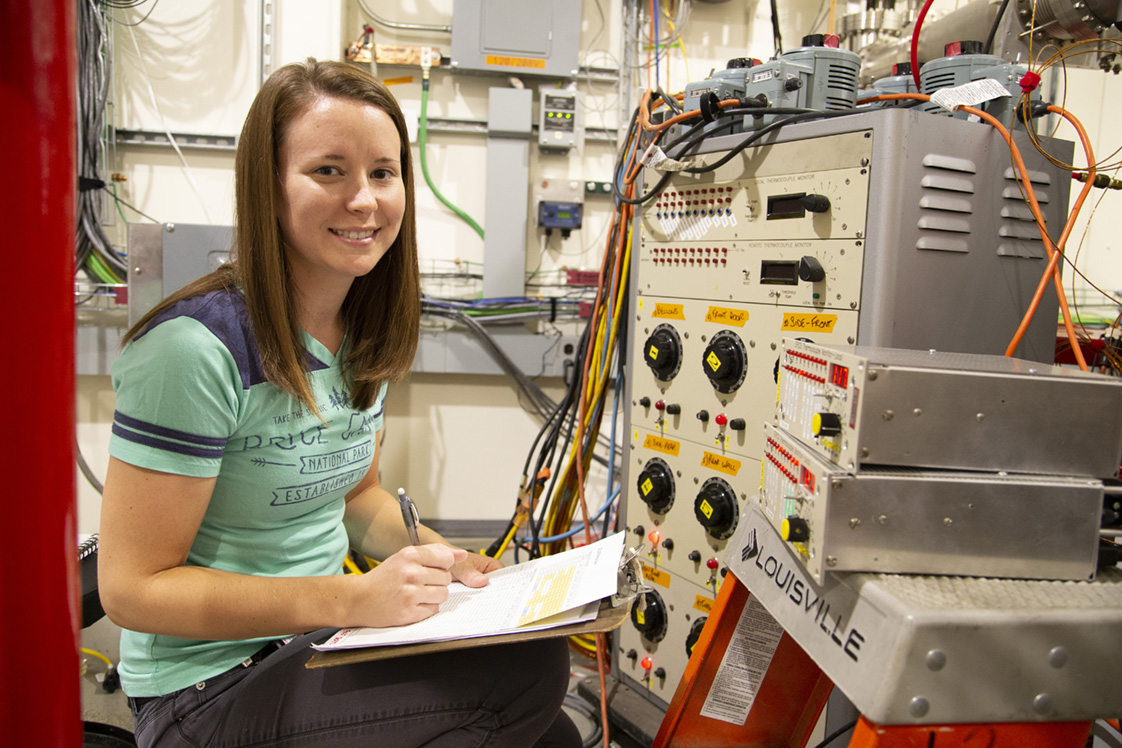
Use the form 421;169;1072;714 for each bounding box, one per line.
538;200;583;237
450;0;580;78
539;89;578;151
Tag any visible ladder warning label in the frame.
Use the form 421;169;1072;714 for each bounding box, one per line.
699;595;784;725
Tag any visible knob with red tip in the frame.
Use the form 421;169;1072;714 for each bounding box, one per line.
714;413;728;427
706;558;720;570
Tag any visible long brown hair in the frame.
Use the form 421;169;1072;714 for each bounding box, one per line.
124;58;420;413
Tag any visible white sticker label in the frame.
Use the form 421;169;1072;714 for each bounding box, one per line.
751;69;775;84
639;144;695;173
698;595;785;724
929;78;1011;113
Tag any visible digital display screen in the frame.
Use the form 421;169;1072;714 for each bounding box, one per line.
557;212;571;219
829;364;849;389
760;260;799;285
767;192;807;220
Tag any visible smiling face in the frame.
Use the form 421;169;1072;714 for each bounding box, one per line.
276;95;405;301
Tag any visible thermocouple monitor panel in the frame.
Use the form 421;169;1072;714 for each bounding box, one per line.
775;338;1122;477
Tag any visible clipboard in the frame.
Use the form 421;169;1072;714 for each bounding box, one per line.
305;596;633;669
305;542;650;669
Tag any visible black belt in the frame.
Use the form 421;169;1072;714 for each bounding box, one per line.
130;639;286;711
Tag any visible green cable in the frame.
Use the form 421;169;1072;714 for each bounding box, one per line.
419;77;485;240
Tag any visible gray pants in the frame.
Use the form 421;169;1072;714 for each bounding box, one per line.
129;629;581;747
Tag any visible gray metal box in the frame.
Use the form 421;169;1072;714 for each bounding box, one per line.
450;0;580;78
776;338;1122;478
760;424;1103;583
725;509;1122;725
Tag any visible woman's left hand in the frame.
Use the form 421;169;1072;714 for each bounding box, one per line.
450;551;503;588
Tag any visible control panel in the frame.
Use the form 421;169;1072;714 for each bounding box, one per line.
618;108;1075;712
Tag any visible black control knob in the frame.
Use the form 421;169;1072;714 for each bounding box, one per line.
798;256;826;282
696;410;710;423
688;550;702;562
643;324;682;381
812;412;843;437
728;418;746;431
784;77;803;92
727;57;760;69
654;667;667;679
702;331;748;394
665;403;681;416
800;194;831;213
634;525;645;537
626;648;638;661
685;616;708;657
782;516;811;543
630;591;668;642
638;396;651;407
636;459;674;513
694;478;739;539
661;538;675;551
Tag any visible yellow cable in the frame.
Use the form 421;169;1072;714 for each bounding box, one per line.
343;555;363;575
81;648;113;669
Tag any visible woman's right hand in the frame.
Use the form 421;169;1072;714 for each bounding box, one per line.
350;544;468;627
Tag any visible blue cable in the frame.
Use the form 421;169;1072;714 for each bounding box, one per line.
519;486;621;544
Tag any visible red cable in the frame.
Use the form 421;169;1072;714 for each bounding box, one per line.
910;0;937;90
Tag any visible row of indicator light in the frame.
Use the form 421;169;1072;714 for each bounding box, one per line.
544;111;574;118
656;186;737;202
656;207;735;219
649;247;729;257
783;364;826;384
651;256;729;266
786;349;828;368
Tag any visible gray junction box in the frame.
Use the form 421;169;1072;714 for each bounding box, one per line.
451;0;581;78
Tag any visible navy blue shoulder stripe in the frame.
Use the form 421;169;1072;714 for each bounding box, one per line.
135;290;268;388
112;422;227;461
114;411;227;447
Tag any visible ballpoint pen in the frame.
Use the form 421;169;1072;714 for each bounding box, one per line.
396;487;422;546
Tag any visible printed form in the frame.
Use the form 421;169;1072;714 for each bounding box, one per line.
314;531;626;651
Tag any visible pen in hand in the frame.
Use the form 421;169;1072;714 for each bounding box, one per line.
397;487;422;546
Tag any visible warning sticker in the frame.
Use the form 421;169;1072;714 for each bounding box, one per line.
699;596;785;724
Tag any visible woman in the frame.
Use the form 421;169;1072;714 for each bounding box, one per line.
98;58;579;747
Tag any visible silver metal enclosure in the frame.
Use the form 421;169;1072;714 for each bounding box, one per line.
760;424;1104;583
776;338;1122;477
450;0;581;78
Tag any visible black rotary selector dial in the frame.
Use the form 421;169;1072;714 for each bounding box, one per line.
701;330;748;393
694;477;740;540
643;323;683;381
685;616;708;657
630;590;668;642
636;457;675;514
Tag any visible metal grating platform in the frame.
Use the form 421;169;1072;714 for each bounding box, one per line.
724;507;1122;725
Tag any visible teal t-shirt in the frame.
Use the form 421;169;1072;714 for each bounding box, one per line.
108;290;385;696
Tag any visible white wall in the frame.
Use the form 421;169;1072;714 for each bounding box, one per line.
78;0;1122;536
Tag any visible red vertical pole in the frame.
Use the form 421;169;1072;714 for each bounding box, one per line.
1;0;81;745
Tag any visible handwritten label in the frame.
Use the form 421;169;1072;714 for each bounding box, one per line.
641;563;671;588
653;303;686;320
781;313;838;333
702;451;742;476
705;306;748;327
644;434;681;456
694;595;715;614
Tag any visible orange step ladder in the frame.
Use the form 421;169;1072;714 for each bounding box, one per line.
652;573;1093;748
